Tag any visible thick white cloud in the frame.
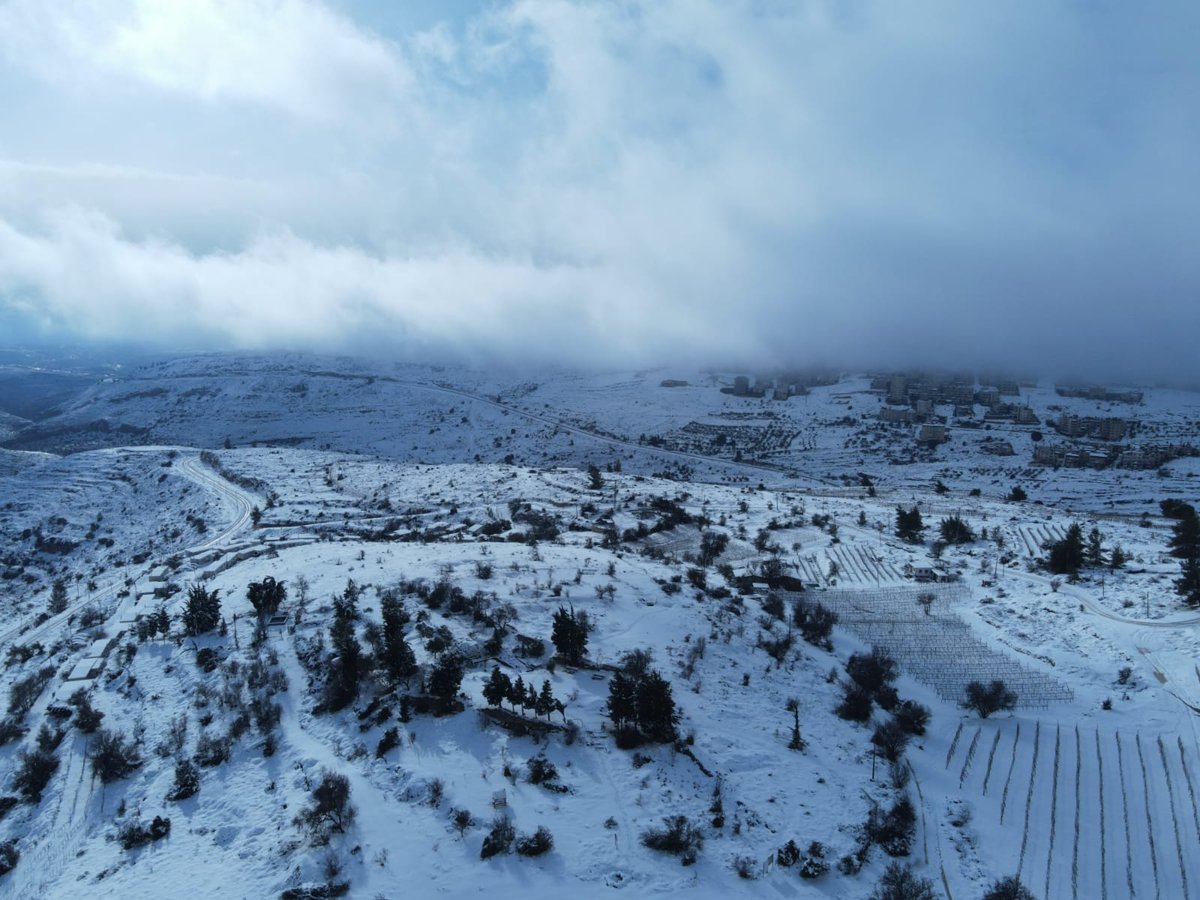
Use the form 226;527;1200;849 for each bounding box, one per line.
0;0;1197;377
0;0;408;119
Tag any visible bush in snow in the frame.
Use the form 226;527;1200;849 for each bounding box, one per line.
167;759;200;801
296;771;356;844
892;700;931;736
7;666;55;717
0;718;27;747
871;720;912;763
870;861;936;900
835;684;873;723
194;732;231;767
118;815;171;850
0;839;17;876
480;816;516;859
12;748;58;802
640;815;703;863
963;680;1017;719
90;728;142;783
515;825;553;857
982;876;1037;900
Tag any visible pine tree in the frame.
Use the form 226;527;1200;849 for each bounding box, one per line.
325;580;361;711
607;672;637;729
894;506;925;544
246;576;286;641
1047;523;1085;576
587;463;604;490
938;515;974;545
183;585;221;636
536;680;555;720
427;654;463;701
1168;508;1200;606
482;666;512;708
635;670;677;743
1110;545;1126;570
381;593;416;684
508;676;527;714
49;579;69;615
551;605;588;664
1086;527;1105;567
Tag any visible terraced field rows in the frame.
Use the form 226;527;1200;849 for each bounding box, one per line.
943;720;1200;899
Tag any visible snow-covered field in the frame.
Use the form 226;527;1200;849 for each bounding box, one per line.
0;353;1196;898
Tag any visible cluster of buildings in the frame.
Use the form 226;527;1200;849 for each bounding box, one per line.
1054;384;1144;404
719;370;838;400
1053;414;1133;442
1032;442;1196;470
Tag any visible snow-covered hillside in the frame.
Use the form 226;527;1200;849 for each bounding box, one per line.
0;354;1197;899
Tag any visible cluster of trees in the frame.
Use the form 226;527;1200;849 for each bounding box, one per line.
1163;501;1200;607
550;606;589;664
481;668;564;721
1046;523;1125;577
607;662;678;746
183;584;221;636
894;507;925;544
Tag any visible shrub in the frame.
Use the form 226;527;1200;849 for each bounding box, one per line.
194;732;231;767
963;680;1017;719
296;771;356;844
793;598;837;649
12;748;58;802
870;861;936;899
835;684;873;723
640;815;703;861
452;808;474;838
868;796;916;857
0;717;27;747
799;841;829;879
847;647;898;696
776;839;801;867
0;839;16;876
119;815;171;850
90;729;142;783
167;759;199;801
8;666;55;717
893;700;931;736
515;825;554;857
375;727;400;759
480;816;516;859
982;875;1037;900
872;720;912;763
526;755;558;785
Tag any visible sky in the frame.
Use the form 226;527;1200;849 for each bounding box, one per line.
0;0;1197;379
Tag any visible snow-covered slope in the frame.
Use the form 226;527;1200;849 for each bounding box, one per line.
0;355;1197;898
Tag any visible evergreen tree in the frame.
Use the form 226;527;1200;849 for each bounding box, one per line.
49;579;69;615
1167;507;1200;606
325;580;361;711
536;680;555;720
894;506;925;544
551;605;589;664
482;666;512;709
508;676;527;714
635;670;677;743
246;576;286;642
1086;527;1105;567
1109;545;1126;570
607;672;637;729
380;593;417;684
587;463;604;490
427;654;463;701
938;514;974;545
1047;523;1085;576
182;584;221;636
